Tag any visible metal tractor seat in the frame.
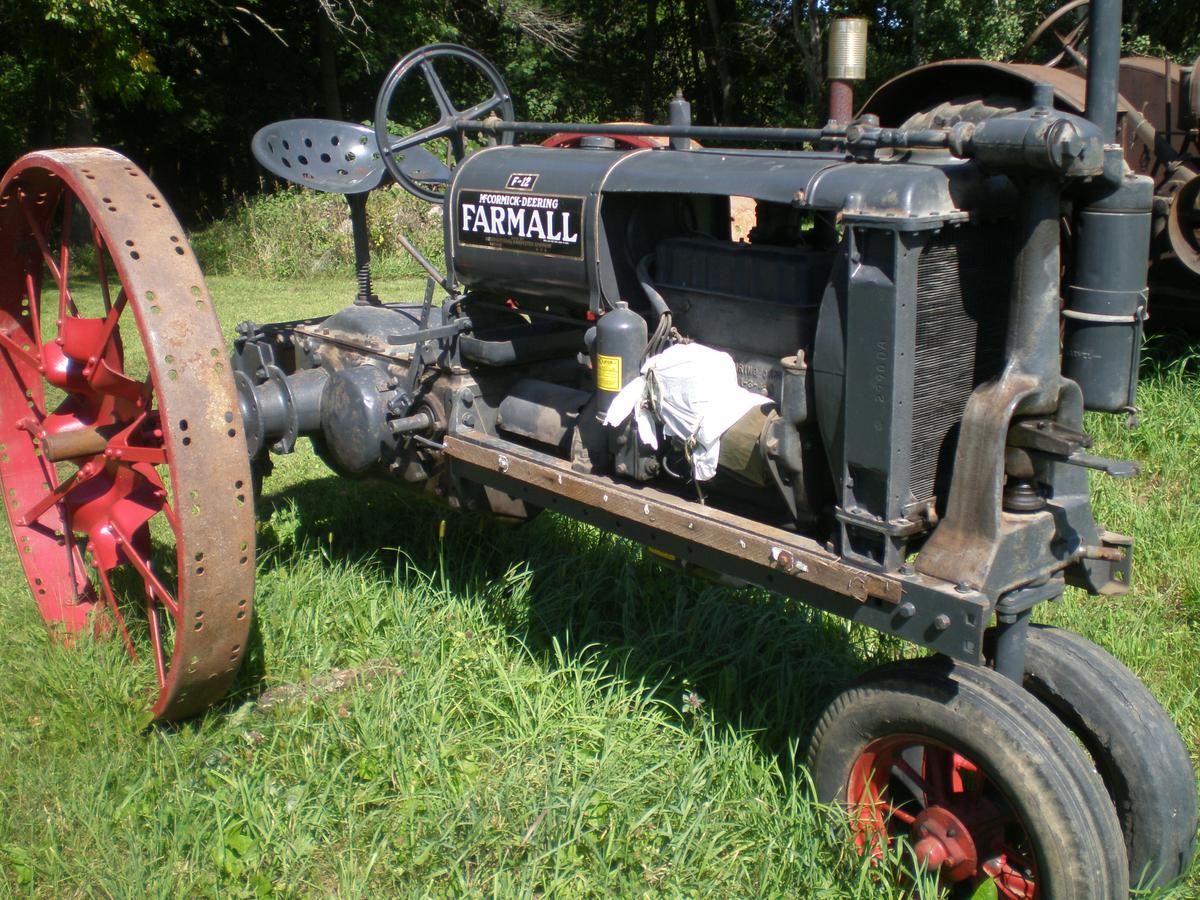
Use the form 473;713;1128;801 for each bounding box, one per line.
250;118;453;306
251;118;448;194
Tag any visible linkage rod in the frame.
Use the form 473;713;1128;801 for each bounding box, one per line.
462;120;832;145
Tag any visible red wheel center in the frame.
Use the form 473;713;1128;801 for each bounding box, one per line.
846;734;1039;898
911;805;978;881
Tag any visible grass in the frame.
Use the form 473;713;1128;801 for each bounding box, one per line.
0;271;1196;897
190;188;445;282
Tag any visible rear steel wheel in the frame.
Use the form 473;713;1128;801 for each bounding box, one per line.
807;656;1128;898
0;149;255;723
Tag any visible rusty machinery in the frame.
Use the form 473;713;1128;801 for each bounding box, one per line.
863;0;1200;321
0;0;1195;894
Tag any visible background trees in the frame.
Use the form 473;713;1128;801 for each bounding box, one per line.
2;0;1196;220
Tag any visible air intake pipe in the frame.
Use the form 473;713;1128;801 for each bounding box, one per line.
1062;0;1153;416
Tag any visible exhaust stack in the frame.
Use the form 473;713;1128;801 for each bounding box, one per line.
827;18;868;125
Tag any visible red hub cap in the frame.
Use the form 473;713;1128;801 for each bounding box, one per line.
847;734;1039;898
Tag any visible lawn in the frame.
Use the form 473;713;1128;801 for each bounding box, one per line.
0;273;1196;897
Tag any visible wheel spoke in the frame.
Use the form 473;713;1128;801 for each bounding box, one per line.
110;520;180;618
106;412;167;466
145;600;167;689
420;59;457;118
883;802;917;825
14;465;98;527
92;222;114;314
388;121;454;156
159;497;181;536
893;756;933;801
95;289;128;361
0;326;42;372
58;193;73;321
458;93;506;123
96;565;136;660
110;445;167;465
17;191;69;309
24;270;42;349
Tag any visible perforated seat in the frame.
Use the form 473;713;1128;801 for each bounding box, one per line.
251;119;449;195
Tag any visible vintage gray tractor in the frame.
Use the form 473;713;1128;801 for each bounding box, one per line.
0;0;1194;894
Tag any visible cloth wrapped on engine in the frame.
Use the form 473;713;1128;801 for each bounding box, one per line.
603;343;771;481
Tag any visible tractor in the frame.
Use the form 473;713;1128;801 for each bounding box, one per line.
0;0;1194;893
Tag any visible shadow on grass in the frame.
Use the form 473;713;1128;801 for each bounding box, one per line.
228;459;905;771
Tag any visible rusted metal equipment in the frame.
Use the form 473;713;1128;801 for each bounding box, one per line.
0;149;255;722
863;0;1200;318
1;0;1196;894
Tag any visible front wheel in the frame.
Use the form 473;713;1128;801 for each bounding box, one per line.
807;656;1128;899
1017;625;1197;889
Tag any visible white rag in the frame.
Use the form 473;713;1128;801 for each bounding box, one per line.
603;343;768;480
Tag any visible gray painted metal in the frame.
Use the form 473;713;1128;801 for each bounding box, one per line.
1085;0;1123;140
251;118;448;195
1064;172;1154;412
444;430;990;662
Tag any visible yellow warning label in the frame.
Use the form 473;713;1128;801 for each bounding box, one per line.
596;354;622;392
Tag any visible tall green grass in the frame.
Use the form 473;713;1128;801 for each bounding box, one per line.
0;274;1195;896
191;188;445;281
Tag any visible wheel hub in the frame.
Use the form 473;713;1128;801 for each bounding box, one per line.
911;805;978;881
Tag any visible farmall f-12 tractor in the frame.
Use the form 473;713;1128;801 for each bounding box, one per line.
0;0;1195;894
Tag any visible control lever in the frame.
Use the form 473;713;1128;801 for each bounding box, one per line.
1008;418;1140;478
1063;450;1140;479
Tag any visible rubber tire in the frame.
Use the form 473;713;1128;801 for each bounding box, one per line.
1020;625;1198;889
807;655;1129;899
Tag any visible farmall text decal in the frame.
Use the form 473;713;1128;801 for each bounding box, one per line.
458;189;583;258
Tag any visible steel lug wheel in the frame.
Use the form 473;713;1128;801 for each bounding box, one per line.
0;148;255;723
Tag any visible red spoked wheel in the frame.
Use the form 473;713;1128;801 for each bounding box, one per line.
848;736;1038;897
808;657;1128;899
0;148;255;723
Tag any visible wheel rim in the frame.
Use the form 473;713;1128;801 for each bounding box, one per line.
0;149;255;723
847;733;1041;898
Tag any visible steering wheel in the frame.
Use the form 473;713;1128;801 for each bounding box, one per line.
1017;0;1091;68
374;43;514;202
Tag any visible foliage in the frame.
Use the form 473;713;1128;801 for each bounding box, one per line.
190;185;445;280
3;0;1196;223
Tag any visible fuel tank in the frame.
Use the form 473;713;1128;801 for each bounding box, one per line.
447;145;626;308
